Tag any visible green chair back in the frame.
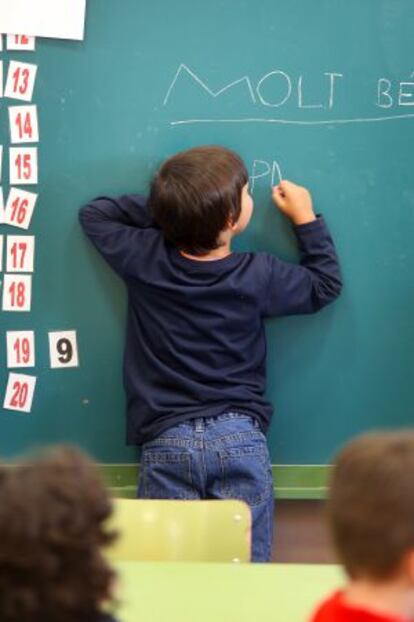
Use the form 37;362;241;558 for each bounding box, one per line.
106;498;251;563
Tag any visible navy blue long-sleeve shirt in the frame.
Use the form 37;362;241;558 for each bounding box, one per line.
79;195;342;445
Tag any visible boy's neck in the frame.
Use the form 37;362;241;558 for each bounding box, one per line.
180;232;233;262
344;578;414;620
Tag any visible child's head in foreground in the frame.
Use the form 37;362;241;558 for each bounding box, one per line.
328;430;414;583
0;445;116;622
149;145;253;256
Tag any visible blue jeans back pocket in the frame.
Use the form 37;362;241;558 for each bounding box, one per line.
218;445;273;506
139;449;198;500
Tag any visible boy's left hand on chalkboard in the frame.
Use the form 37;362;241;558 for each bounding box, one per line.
272;180;316;226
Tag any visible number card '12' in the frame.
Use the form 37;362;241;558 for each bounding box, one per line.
6;331;35;368
6;35;36;51
3;372;36;413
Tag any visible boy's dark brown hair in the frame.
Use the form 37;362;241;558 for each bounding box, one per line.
149;145;248;255
0;445;117;622
328;431;414;580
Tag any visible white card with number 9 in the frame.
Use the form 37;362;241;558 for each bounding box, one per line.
49;331;79;368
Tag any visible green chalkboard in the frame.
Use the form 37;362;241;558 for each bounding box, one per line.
0;0;413;465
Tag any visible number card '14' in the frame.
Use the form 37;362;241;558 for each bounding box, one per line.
9;106;39;144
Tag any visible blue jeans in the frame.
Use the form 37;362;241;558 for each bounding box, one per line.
137;413;274;562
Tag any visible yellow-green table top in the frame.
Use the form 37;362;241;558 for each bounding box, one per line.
114;562;344;622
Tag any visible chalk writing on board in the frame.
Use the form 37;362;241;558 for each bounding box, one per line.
164;64;414;126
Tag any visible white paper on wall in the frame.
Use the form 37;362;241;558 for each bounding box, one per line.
0;0;86;41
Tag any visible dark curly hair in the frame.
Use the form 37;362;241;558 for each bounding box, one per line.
0;445;117;622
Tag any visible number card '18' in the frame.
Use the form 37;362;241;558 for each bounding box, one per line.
4;188;37;230
2;274;32;312
9;148;38;185
49;331;79;368
6;331;35;368
5;61;37;102
3;372;36;413
9;106;39;144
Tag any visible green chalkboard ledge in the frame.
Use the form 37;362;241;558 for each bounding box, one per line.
101;465;332;500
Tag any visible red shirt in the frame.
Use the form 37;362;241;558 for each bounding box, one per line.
311;591;408;622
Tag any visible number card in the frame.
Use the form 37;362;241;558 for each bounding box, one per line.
0;235;3;271
2;274;32;312
3;372;36;413
0;145;3;182
5;61;37;102
9;106;39;144
0;187;4;224
4;188;37;229
6;35;36;51
49;331;79;368
6;331;35;368
0;35;2;51
9;147;38;185
6;235;35;272
0;61;3;97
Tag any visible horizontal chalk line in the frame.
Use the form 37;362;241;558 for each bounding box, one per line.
170;113;414;127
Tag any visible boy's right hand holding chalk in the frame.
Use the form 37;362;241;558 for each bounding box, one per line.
272;180;316;226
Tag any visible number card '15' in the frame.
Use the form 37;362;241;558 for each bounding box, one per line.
9;148;38;185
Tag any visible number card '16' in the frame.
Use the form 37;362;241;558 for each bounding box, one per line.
49;331;79;368
4;188;37;230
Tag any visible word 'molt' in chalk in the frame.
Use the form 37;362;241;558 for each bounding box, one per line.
0;0;86;41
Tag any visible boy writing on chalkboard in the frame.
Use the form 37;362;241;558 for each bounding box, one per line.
311;431;414;622
80;145;341;561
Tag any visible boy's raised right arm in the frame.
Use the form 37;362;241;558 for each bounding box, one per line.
79;194;157;277
261;180;342;317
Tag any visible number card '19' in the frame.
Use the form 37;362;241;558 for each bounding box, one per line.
9;106;39;144
6;331;35;368
9;147;38;185
4;188;37;230
49;331;79;368
3;372;36;413
2;274;32;312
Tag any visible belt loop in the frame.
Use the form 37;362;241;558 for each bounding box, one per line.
195;418;204;433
